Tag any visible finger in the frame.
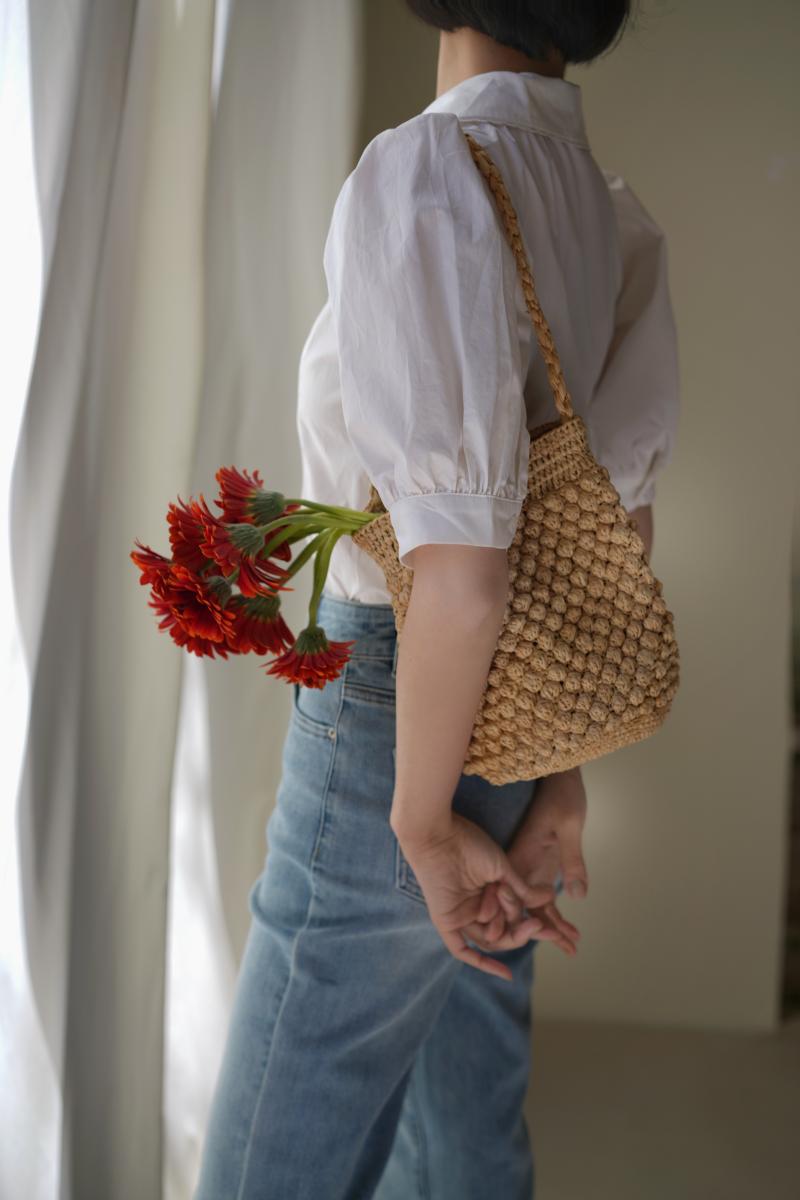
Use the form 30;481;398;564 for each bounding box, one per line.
447;890;491;930
466;908;507;947
474;913;577;956
546;900;581;940
542;902;580;953
544;902;582;945
503;864;556;910
478;882;502;924
471;892;515;943
513;913;576;954
501;916;548;950
496;884;523;923
557;823;589;900
441;928;514;981
464;912;543;951
463;915;543;956
480;906;509;944
554;908;581;939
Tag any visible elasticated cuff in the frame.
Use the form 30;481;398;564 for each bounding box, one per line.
388;491;524;569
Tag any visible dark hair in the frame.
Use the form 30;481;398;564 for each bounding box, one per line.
404;0;633;66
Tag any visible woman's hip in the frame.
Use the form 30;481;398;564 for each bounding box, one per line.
260;588;540;917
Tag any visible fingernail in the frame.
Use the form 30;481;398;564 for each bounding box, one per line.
567;879;586;899
500;886;516;904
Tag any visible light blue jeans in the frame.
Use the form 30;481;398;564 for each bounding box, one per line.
194;590;562;1200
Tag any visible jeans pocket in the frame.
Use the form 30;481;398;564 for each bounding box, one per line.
279;683;341;869
391;747;427;907
340;647;396;707
291;679;340;740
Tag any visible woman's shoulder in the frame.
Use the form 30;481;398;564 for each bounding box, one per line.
325;111;475;248
351;109;466;179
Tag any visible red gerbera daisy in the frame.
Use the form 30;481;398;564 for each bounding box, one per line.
148;563;235;658
214;466;300;562
225;593;296;656
263;624;355;688
131;466;376;683
213;466;265;523
130;541;175;597
198;493;293;599
167;496;213;573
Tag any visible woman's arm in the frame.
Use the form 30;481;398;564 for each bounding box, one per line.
389;544;509;845
389;542;563;976
391;501;653;846
630;503;654;560
484;499;656;944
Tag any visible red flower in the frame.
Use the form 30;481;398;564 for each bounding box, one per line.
132;467;363;683
198;493;293;599
225;594;296;655
263;624;355;688
213;466;300;561
130;541;175;596
167;496;213;573
214;466;265;523
148;563;235;659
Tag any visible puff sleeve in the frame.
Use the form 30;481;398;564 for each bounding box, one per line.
322;113;531;569
589;171;681;511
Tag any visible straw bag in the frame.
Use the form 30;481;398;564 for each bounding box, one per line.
351;130;680;785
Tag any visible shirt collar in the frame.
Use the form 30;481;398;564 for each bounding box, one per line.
421;69;589;149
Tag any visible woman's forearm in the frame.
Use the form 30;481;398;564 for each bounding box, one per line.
630;503;653;560
389;544;510;846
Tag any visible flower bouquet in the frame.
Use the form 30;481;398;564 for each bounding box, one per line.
129;466;379;688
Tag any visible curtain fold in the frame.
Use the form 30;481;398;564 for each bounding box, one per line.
10;2;216;1196
6;0;362;1195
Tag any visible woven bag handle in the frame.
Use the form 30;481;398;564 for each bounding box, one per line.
463;131;574;424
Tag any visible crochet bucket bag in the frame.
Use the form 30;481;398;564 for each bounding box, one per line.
351;130;680;785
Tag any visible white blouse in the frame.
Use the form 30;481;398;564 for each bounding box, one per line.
297;69;679;605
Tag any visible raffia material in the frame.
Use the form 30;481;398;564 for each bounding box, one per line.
350;131;680;784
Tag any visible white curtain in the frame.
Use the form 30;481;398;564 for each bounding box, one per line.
1;1;361;1197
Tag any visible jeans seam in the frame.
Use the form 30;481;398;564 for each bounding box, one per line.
342;681;396;708
409;1067;430;1200
309;664;348;868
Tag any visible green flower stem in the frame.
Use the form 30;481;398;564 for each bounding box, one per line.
261;523;318;560
307;527;346;629
285;499;372;520
282;530;328;581
258;511;368;535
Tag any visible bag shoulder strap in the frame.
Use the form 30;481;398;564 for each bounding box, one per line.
463;131;574;424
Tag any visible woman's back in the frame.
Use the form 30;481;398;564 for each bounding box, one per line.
297;69;679;603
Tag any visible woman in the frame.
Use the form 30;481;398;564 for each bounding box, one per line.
195;3;679;1197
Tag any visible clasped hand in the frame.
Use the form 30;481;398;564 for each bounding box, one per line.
394;768;589;981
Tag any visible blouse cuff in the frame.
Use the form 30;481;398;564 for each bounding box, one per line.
388;491;524;569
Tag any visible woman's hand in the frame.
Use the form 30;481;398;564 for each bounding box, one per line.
394;812;557;981
465;768;589;957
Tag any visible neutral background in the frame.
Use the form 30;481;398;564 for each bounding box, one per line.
2;2;797;1198
363;0;799;1032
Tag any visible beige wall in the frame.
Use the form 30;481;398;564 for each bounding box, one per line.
363;0;800;1031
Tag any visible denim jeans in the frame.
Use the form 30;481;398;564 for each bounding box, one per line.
194;589;562;1200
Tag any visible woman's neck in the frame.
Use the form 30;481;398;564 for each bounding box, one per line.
435;27;565;99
